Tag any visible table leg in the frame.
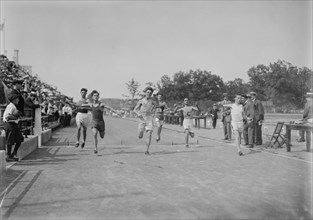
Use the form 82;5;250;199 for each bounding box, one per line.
305;131;311;152
286;128;291;152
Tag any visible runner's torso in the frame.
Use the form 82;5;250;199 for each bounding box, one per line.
181;106;195;119
77;98;89;113
155;101;166;119
139;98;156;117
91;102;104;122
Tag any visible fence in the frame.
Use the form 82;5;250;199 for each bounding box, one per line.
0;105;60;138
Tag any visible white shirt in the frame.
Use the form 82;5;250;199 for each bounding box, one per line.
62;106;72;115
2;103;18;123
224;103;244;122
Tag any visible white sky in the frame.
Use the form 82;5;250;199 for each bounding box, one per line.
1;0;312;101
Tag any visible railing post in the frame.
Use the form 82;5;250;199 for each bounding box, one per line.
34;108;42;148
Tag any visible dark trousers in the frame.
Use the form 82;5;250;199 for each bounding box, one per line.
253;122;262;144
223;120;232;140
212;117;217;128
243;121;254;145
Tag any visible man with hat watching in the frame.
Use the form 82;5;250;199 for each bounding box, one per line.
242;93;255;148
9;78;25;117
2;93;24;161
297;92;313;142
250;91;264;145
217;93;232;141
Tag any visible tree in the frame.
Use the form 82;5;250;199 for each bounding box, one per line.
124;78;140;108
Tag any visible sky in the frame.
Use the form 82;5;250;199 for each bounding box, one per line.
0;0;312;101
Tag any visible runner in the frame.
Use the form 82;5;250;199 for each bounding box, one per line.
174;98;199;148
74;88;91;148
154;93;169;142
133;86;159;155
90;90;119;154
222;94;246;156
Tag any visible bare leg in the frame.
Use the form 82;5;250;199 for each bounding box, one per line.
156;125;162;142
92;128;98;154
76;125;81;147
185;130;190;148
145;130;152;154
235;130;243;156
82;126;87;143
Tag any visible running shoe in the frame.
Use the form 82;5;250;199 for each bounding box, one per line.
81;142;85;149
75;142;79;148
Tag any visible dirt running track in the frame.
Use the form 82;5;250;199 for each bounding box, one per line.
0;117;312;219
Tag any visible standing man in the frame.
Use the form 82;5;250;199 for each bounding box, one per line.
75;88;91;148
9;79;25;117
3;93;24;161
134;86;159;155
250;91;264;145
297;92;313;142
155;93;169;142
242;94;255;148
175;98;199;148
62;101;73;127
218;93;232;141
209;104;219;129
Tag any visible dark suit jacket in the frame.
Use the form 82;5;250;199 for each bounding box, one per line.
244;99;255;119
252;99;264;121
25;97;40;109
303;100;313;121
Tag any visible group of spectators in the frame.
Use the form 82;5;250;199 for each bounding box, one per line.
0;54;75;128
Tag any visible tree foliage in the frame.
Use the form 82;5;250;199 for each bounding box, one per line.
124;60;312;112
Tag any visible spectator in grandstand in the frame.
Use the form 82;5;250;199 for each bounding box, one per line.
8;79;25;116
297;92;313;142
41;101;48;115
61;101;73;127
250;91;264;145
25;91;41;119
2;93;24;161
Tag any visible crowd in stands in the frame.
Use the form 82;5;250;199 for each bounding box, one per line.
0;54;75;127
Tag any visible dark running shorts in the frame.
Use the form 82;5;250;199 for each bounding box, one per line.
91;120;105;132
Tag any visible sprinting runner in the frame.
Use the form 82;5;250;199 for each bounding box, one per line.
222;94;246;156
154;93;169;142
134;86;159;155
174;98;199;148
75;88;91;148
90;90;119;154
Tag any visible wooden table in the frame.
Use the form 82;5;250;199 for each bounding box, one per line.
285;123;313;152
193;116;207;129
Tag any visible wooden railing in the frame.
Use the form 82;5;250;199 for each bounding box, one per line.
0;105;60;138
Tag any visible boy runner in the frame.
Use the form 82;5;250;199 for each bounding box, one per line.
154;93;169;142
90;90;119;154
134;86;159;155
175;98;199;148
75;88;91;148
